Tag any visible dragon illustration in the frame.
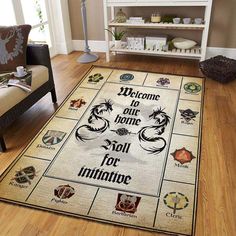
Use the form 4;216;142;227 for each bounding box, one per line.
75;100;113;142
138;108;171;155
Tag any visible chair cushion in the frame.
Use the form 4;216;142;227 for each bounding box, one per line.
0;65;49;117
0;25;31;73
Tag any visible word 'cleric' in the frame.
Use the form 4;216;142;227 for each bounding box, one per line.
118;87;160;101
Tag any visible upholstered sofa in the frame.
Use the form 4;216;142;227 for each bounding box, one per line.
0;44;57;152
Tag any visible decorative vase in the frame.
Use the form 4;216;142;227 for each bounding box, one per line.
114;40;122;48
151;13;161;23
115;9;127;23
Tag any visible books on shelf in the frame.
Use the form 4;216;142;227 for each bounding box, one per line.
125;36;167;51
0;71;32;92
126;17;145;24
127;37;145;50
129;17;143;20
146;36;167;51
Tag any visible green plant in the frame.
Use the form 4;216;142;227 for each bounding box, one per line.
105;29;126;40
168;40;175;50
34;0;45;32
162;15;177;23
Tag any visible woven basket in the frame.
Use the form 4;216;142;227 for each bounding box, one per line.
199;55;236;83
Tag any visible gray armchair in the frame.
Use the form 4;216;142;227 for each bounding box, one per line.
0;44;57;152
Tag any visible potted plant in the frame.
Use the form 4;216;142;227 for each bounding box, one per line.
105;29;126;48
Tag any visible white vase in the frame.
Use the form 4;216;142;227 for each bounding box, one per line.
114;40;122;48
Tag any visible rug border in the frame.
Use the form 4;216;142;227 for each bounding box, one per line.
0;65;205;236
93;64;205;79
191;71;206;236
0;196;192;236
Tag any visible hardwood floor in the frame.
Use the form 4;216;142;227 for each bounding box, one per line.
0;52;235;236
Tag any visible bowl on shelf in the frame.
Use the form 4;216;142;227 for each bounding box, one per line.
173;18;181;24
172;37;197;50
183;18;192;24
194;18;203;24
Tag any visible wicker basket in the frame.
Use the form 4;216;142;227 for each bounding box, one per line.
199;55;236;83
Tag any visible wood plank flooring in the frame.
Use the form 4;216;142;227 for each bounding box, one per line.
0;52;235;236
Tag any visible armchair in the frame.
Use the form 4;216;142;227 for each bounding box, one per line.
0;44;57;152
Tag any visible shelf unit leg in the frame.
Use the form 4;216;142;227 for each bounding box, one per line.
201;0;213;61
106;52;110;62
0;135;6;152
111;6;117;56
103;0;110;62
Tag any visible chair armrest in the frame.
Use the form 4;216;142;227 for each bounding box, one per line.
26;44;55;86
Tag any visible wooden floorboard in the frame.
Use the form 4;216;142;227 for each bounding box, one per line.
0;52;235;236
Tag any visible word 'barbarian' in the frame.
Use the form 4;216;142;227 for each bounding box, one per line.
78;166;132;185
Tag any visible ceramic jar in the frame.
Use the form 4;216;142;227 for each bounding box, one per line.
115;9;127;23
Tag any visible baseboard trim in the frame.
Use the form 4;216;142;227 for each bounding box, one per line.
56;41;73;55
206;47;236;60
72;40;107;53
72;40;236;60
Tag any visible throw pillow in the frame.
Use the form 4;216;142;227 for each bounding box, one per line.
172;37;197;50
0;25;31;73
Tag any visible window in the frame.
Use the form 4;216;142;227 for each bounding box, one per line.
0;0;54;52
0;1;72;56
20;0;52;46
0;1;16;26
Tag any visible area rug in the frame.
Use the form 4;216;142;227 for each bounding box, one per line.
0;66;204;236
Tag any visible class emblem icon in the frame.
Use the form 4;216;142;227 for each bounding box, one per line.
42;130;67;146
115;193;141;214
171;147;196;165
12;166;37;185
184;82;201;94
88;73;104;83
156;77;170;87
179;109;199;123
54;184;75;199
164;192;189;214
120;73;134;81
69;98;86;110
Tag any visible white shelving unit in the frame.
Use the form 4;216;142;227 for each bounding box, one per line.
103;0;213;62
109;21;205;30
110;44;202;59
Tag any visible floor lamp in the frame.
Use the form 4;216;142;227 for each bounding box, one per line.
77;0;99;64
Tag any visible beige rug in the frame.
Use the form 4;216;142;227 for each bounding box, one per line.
0;66;204;235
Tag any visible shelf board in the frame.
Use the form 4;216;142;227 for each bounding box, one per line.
109;21;205;30
107;2;209;7
110;45;202;59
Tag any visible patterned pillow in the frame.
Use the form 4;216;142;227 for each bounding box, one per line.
0;25;31;73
